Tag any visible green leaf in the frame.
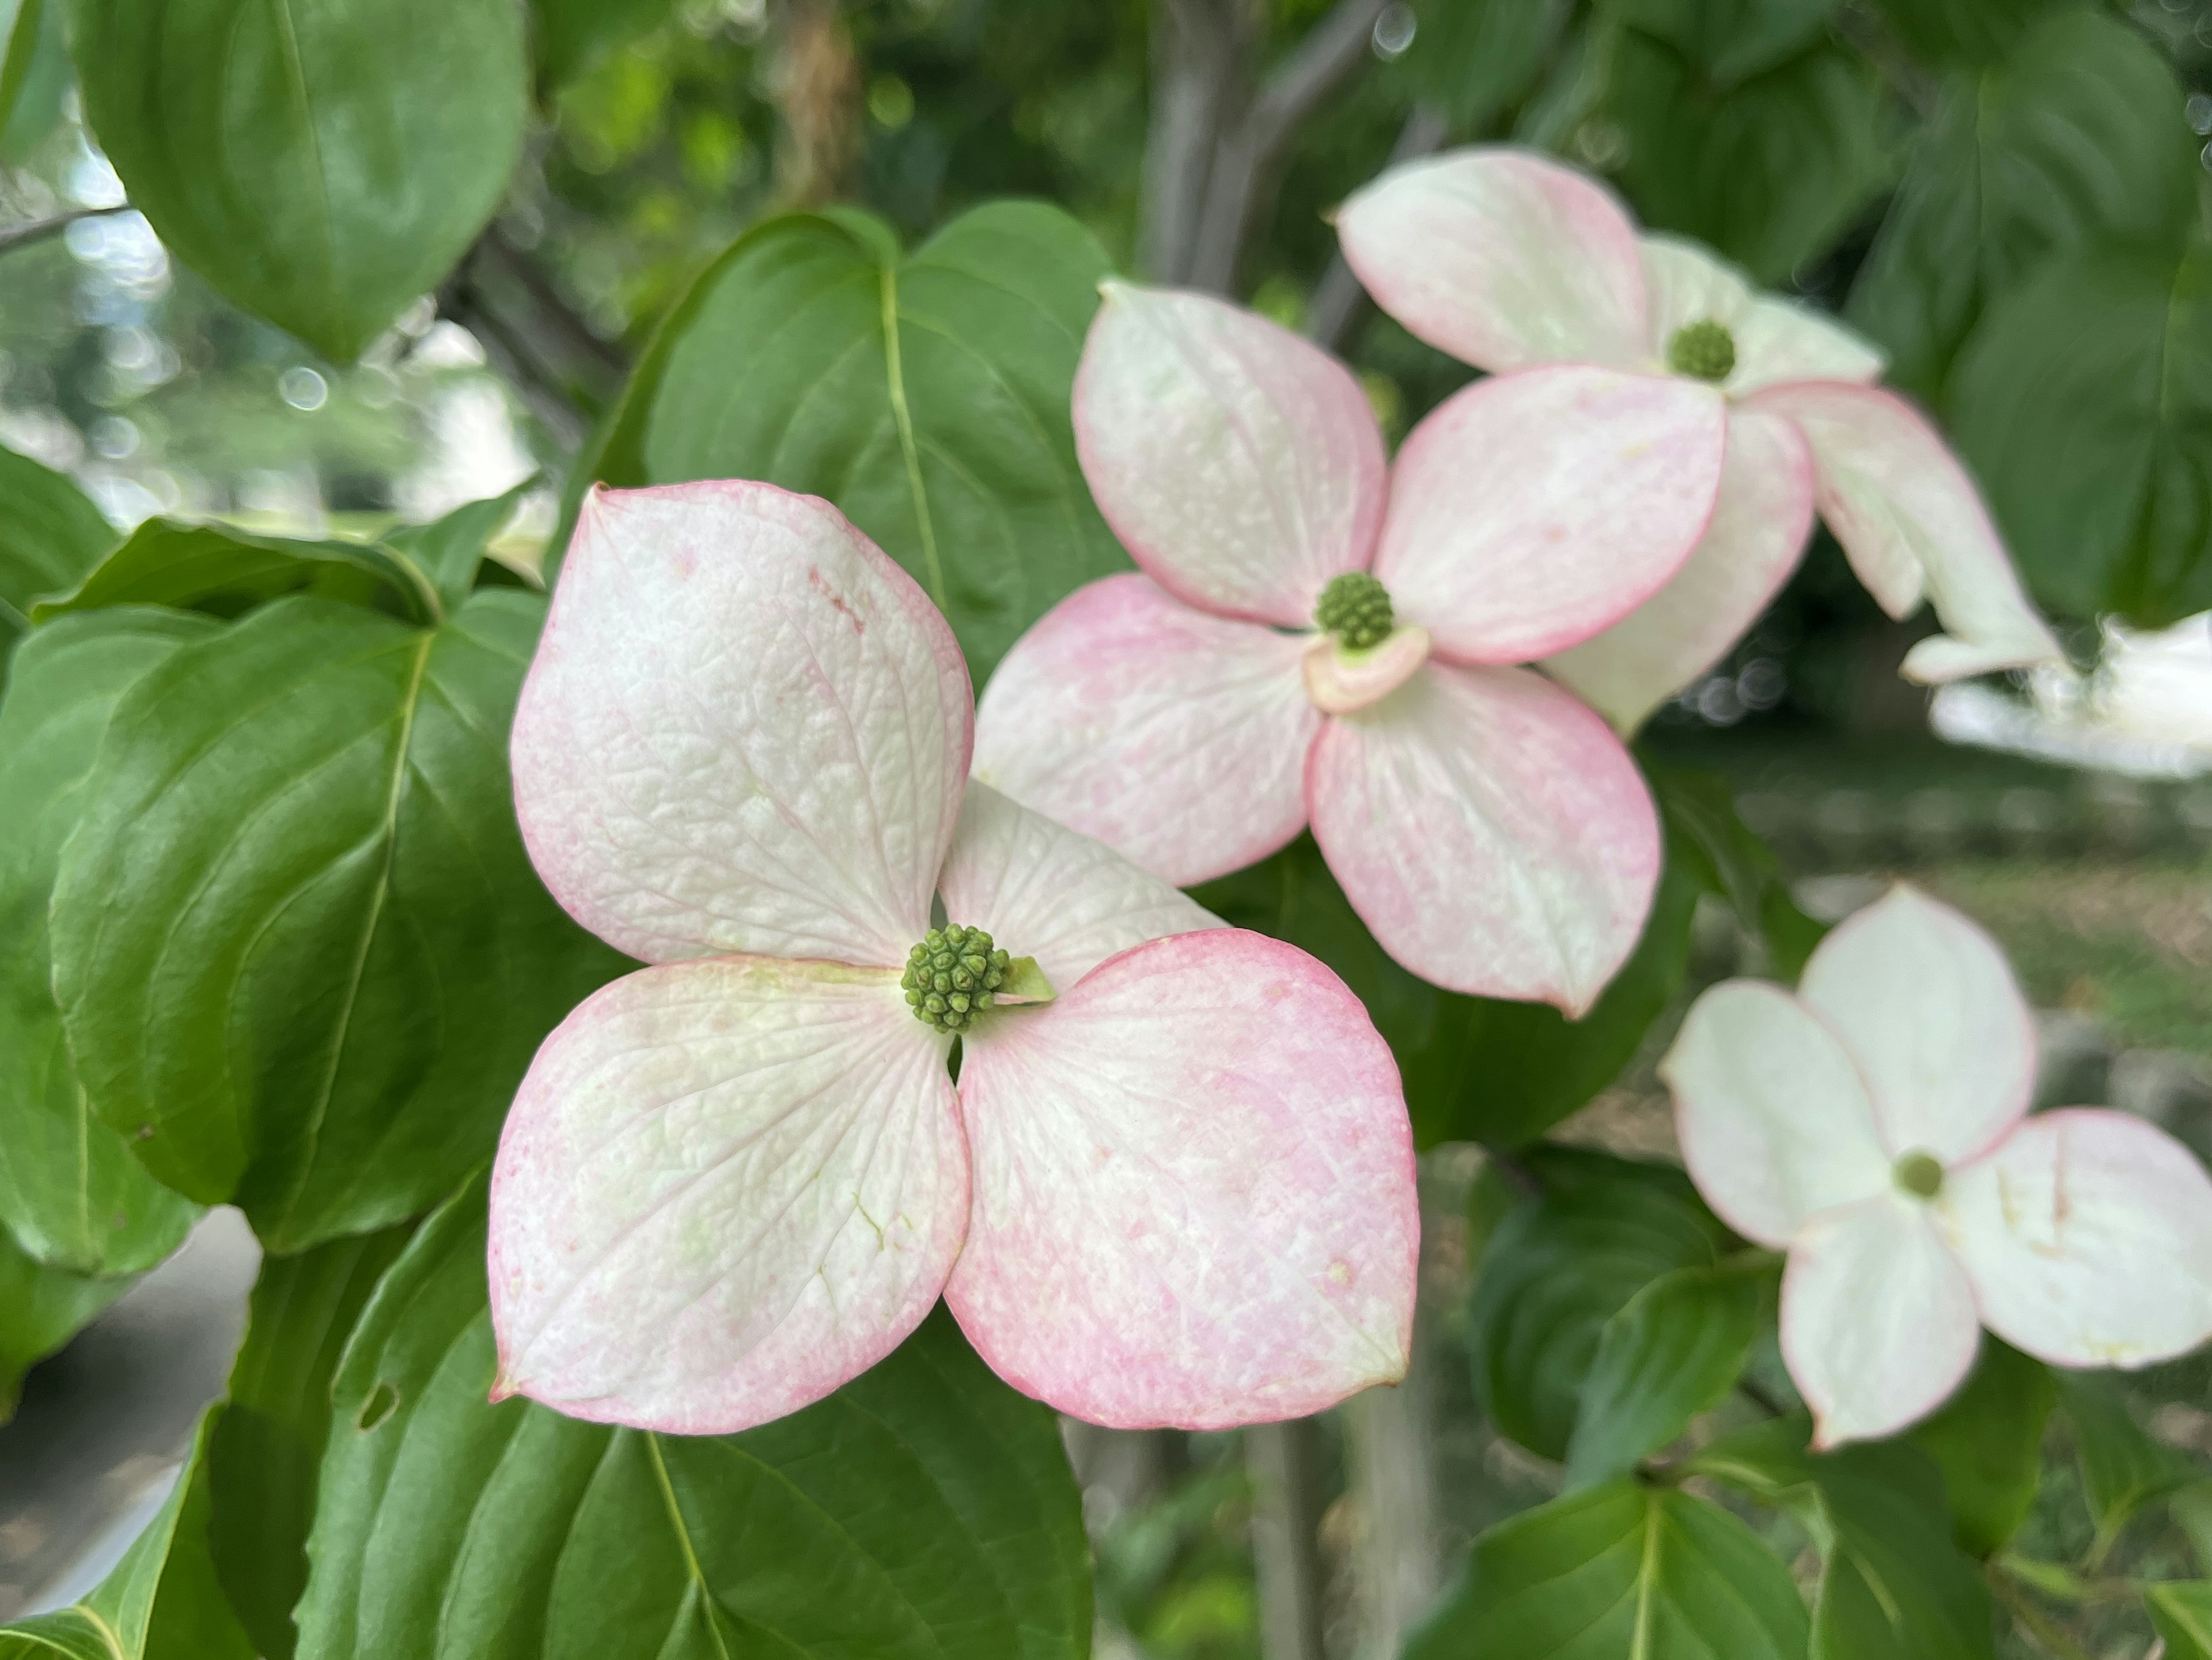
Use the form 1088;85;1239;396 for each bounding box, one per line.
1564;1257;1772;1489
2147;1581;2212;1660
1405;0;1574;128
1648;761;1826;980
72;0;527;362
380;479;538;617
1469;1160;1728;1459
1907;1338;2054;1558
50;591;627;1252
1405;1481;1810;1659
207;1224;413;1660
295;1177;1092;1660
0;610;208;1275
34;519;439;625
0;1226;129;1423
1865;0;2071;66
0;443;114;658
1611;0;1838;88
590;201;1127;680
1691;1418;1997;1659
0;1408;255;1658
0;0;67;162
2058;1373;2200;1559
1847;6;2195;402
529;0;679;89
1948;241;2212;627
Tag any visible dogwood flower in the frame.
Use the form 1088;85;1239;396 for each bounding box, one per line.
974;282;1729;1012
1663;886;2212;1447
490;480;1418;1434
1338;147;2064;732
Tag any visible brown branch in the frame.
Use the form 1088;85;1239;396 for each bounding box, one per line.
437;230;630;451
1139;0;1248;282
0;203;129;259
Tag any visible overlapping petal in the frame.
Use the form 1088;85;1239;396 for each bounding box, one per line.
1745;383;2064;682
1373;366;1726;664
1662;982;1893;1248
1305;661;1659;1014
513;482;971;967
947;929;1416;1428
1640;236;1883;394
1943;1110;2212;1370
972;573;1319;887
487;956;966;1435
1336;148;1648;373
1073;283;1388;626
1781;1193;1982;1448
1799;886;2035;1164
1546;404;1816;733
935;780;1223;993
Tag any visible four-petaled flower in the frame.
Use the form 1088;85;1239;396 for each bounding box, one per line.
974;281;1730;1013
490;480;1419;1434
1664;886;2212;1447
1338;146;2064;733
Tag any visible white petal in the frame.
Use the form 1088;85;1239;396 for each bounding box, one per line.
1641;235;1883;394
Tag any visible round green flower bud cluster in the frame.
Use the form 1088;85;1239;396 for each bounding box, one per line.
1666;318;1737;383
1314;571;1395;651
902;924;1012;1033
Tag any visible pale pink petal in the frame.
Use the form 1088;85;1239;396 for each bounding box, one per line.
948;929;1416;1429
972;574;1319;887
1661;982;1893;1249
1305;661;1659;1014
487;956;964;1434
1782;1193;1982;1449
1942;1109;2212;1370
1745;383;2065;680
1799;885;2035;1164
1641;235;1883;394
1336;146;1648;373
1374;366;1726;664
1545;404;1816;733
513;482;971;967
1073;282;1387;626
935;780;1223;993
1301;626;1431;715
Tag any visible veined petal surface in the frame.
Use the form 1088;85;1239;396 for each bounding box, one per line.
513;482;972;967
1641;236;1883;394
1073;283;1387;626
1375;366;1725;664
948;929;1416;1429
1337;147;1648;373
1305;661;1660;1014
1942;1110;2212;1370
487;956;965;1434
972;574;1319;887
1662;982;1892;1248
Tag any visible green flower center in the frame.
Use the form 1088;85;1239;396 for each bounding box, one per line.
1666;318;1737;383
1893;1150;1944;1200
1314;571;1395;651
902;924;1012;1033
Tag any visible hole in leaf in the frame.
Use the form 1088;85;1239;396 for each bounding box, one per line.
357;1381;400;1431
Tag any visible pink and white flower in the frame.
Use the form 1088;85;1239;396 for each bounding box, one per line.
489;479;1419;1435
974;282;1730;1013
1662;886;2212;1447
1338;146;2065;733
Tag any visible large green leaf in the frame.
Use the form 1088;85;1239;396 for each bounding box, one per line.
1404;0;1573;128
590;201;1127;680
72;0;527;362
0;0;66;162
1612;0;1837;88
49;589;626;1251
35;519;438;625
380;479;537;617
2147;1582;2212;1659
1866;0;2071;66
294;1178;1092;1660
0;610;207;1275
528;0;679;89
0;444;113;659
1907;1338;2054;1558
2058;1374;2200;1560
1948;241;2212;627
1404;1481;1810;1659
0;1226;129;1422
1847;6;2195;402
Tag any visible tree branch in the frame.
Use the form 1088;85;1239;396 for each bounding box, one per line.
1139;0;1248;282
437;229;630;451
0;203;129;259
1246;1418;1328;1660
1306;100;1450;351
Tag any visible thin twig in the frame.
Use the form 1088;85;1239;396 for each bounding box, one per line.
1305;100;1450;351
0;203;130;258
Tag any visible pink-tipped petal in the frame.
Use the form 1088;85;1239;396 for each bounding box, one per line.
1301;626;1431;715
513;482;971;967
1336;147;1649;373
1305;661;1660;1014
1662;982;1893;1249
1942;1110;2212;1370
1374;366;1726;664
1641;236;1883;394
935;779;1223;993
972;573;1319;887
1745;383;2064;680
1799;885;2036;1164
1073;282;1387;626
1546;403;1816;733
486;957;964;1434
1782;1193;1982;1449
948;929;1416;1429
